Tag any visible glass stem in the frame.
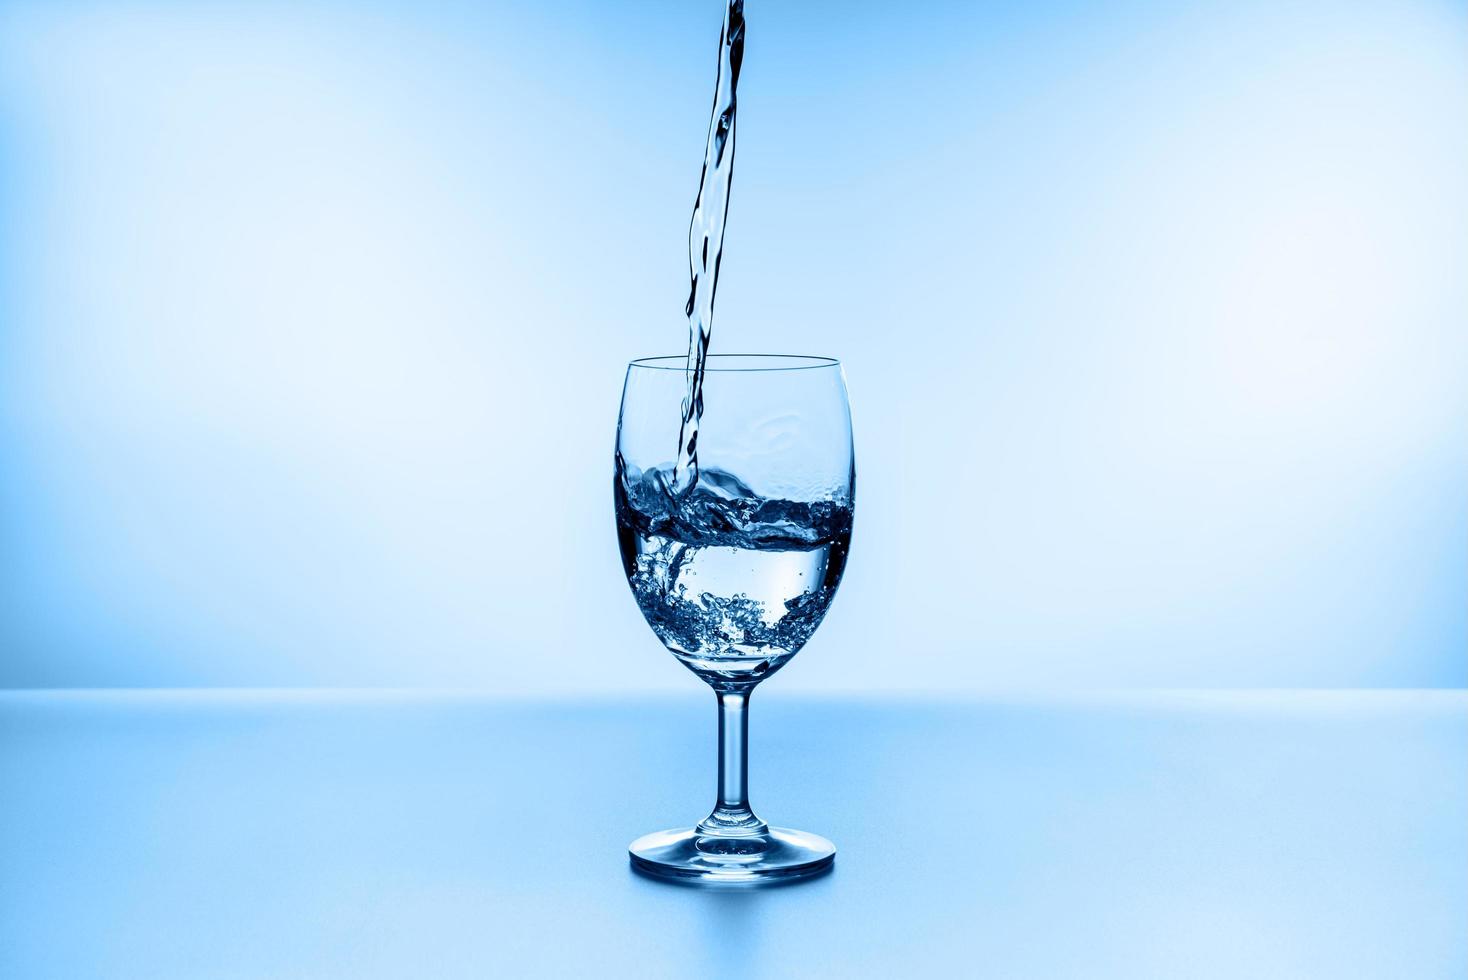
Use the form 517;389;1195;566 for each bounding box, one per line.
697;690;767;837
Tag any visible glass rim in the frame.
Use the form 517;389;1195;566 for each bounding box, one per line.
627;354;840;373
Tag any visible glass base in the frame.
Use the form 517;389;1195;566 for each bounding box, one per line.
628;827;835;885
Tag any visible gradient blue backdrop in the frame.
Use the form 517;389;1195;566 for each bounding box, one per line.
1;0;1464;692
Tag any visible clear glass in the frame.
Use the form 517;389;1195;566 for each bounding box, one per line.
615;354;854;884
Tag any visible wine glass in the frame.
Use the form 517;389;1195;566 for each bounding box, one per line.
615;354;854;884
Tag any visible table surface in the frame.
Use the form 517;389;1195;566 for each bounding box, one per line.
2;690;1464;979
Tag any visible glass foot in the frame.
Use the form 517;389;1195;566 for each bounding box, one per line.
629;827;835;885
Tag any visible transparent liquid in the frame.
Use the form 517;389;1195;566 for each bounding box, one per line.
670;0;745;494
616;462;851;688
622;4;853;687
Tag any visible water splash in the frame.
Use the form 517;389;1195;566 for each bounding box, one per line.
615;461;853;684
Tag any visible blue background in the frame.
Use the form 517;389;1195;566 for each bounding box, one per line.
2;0;1464;692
